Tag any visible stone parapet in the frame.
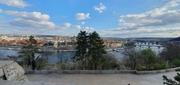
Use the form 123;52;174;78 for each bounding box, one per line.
26;67;180;74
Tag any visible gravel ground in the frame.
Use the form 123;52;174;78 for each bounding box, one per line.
27;71;177;85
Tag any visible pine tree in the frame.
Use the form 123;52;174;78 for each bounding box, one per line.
88;31;106;69
73;31;89;69
74;31;116;70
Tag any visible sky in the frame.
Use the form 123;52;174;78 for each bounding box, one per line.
0;0;180;38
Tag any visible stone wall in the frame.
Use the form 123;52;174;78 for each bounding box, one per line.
0;80;64;85
26;67;180;74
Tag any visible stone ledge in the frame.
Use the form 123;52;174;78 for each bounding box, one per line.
0;80;65;85
136;67;180;74
26;67;180;74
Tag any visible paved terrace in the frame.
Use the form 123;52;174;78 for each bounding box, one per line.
26;72;177;85
0;72;176;85
0;60;178;85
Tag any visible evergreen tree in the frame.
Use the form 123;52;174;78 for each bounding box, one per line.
73;31;89;69
74;31;117;70
88;31;106;69
20;36;39;70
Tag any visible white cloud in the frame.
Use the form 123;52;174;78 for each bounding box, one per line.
74;25;81;29
78;26;94;32
61;22;72;29
72;24;94;32
113;0;180;37
94;3;106;13
0;0;27;8
84;26;94;32
81;21;86;25
119;0;180;29
0;9;86;36
0;9;56;29
75;13;90;21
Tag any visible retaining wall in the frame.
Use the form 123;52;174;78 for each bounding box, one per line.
26;67;180;74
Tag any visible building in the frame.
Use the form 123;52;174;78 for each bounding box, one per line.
103;40;125;48
134;40;165;55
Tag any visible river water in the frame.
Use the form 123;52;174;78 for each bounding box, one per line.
0;48;76;64
0;47;125;64
0;45;164;64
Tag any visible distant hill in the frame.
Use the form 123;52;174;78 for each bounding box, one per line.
102;37;126;41
170;37;180;41
126;37;173;42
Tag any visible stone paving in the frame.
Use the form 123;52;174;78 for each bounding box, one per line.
0;60;178;85
0;71;178;85
26;72;177;85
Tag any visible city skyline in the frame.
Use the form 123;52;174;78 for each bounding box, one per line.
0;0;180;38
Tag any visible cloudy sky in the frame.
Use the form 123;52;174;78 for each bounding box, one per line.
0;0;180;37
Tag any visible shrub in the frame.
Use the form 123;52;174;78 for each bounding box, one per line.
136;63;166;71
136;65;146;71
57;62;76;70
100;54;120;70
161;44;180;62
152;63;166;70
134;49;158;70
36;58;48;70
57;62;66;70
126;49;168;71
171;59;180;67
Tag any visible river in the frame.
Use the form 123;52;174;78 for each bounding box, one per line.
0;45;164;64
0;47;125;64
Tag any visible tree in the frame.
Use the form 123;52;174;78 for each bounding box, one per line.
123;42;137;70
140;49;157;70
160;44;180;67
88;31;106;69
124;41;135;50
124;48;164;70
163;73;180;85
100;53;119;69
20;36;39;70
124;50;139;70
73;31;89;69
161;44;180;62
74;31;116;70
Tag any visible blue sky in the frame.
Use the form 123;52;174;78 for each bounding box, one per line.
0;0;180;37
